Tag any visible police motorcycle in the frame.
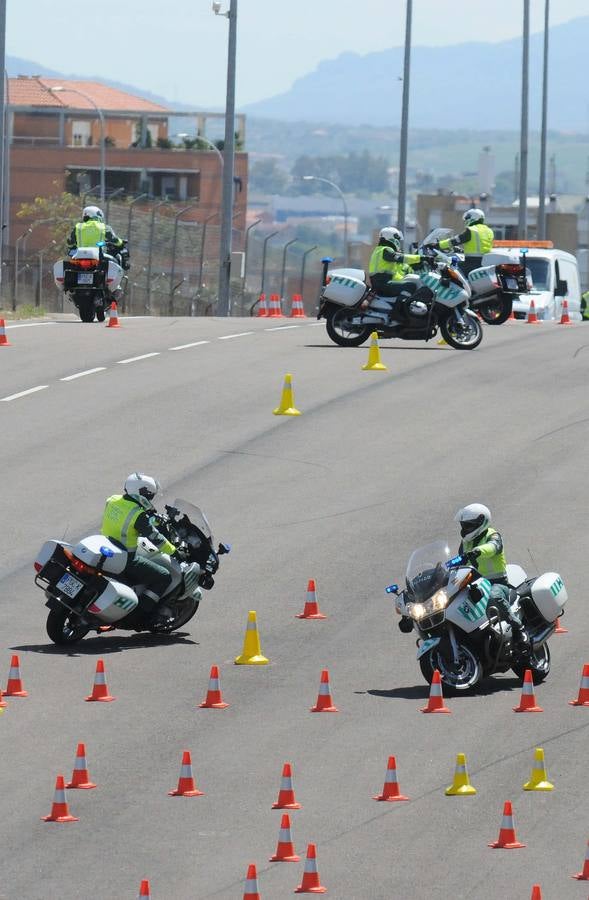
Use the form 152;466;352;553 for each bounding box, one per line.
422;228;531;325
317;244;483;351
387;540;567;691
33;500;230;646
53;240;129;323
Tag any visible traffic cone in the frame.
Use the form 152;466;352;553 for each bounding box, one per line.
559;298;572;324
270;813;301;861
296;579;327;620
523;747;553;791
234;610;269;665
267;293;283;318
272;762;302;809
4;654;28;697
310;669;339;712
243;863;261;899
168;749;204;796
106;300;121;328
488;800;525;849
256;292;268;317
513;669;543;712
420;669;451;714
290;294;306;318
0;687;7;709
554;615;568;633
295;843;327;893
526;299;540;324
530;886;542;899
507;308;516;321
373;755;409;802
138;880;152;899
273;373;301;416
569;663;589;706
437;336;448;345
66;742;97;789
362;331;388;371
85;659;115;701
0;318;11;346
445;753;477;796
571;839;589;880
42;775;79;822
199;664;229;708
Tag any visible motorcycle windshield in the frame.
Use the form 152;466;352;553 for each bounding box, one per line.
421;228;454;247
405;540;451;601
172;499;214;543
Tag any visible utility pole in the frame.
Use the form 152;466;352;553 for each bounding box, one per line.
518;0;530;239
537;0;550;240
397;0;412;236
216;0;238;316
0;0;7;292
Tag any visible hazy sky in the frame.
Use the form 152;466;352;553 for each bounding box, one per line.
7;1;588;109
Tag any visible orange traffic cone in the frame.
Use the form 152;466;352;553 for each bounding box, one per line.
272;762;301;809
373;755;409;802
420;669;451;714
0;318;11;346
488;800;525;849
559;298;572;325
168;750;204;797
106;300;121;328
199;665;229;709
296;579;327;620
530;886;542;899
243;863;261;900
0;687;7;709
4;654;28;697
526;299;540;324
267;293;283;318
507;308;516;321
513;669;543;712
569;663;589;706
295;843;327;894
42;774;79;822
571;839;589;880
554;615;568;633
138;880;152;899
85;659;115;702
270;813;300;861
310;669;339;712
256;292;268;317
290;294;306;318
66;742;97;789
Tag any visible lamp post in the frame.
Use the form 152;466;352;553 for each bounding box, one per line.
279;238;298;303
302;174;349;264
299;245;317;300
260;230;279;296
397;0;413;235
176;132;224;170
537;0;550;241
518;0;530;239
243;217;261;287
0;4;7;292
50;85;106;203
213;0;238;316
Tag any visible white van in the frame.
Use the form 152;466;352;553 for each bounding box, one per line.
482;246;582;322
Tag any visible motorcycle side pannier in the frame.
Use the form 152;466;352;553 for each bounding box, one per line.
323;272;368;306
530;572;568;622
87;580;139;623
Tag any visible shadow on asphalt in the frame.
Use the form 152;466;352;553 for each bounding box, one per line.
12;631;197;658
366;676;521;700
303;344;447;352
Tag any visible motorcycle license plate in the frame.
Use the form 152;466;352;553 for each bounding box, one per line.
77;273;94;285
416;637;441;659
56;572;84;599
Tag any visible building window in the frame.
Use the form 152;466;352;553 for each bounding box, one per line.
72;120;91;147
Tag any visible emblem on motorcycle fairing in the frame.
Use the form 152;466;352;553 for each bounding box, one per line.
457;599;486;623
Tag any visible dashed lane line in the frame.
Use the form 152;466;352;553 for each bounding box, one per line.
117;352;161;365
218;331;255;340
1;385;48;402
169;340;210;351
60;367;107;382
264;324;301;331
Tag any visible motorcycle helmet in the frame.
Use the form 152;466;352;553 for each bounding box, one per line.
455;503;491;541
124;472;161;508
463;208;485;226
379;226;403;252
83;205;104;221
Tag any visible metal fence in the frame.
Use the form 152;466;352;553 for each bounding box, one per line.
1;198;327;317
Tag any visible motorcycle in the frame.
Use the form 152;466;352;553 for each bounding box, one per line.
317;247;483;351
53;241;129;323
33;500;229;646
387;540;567;691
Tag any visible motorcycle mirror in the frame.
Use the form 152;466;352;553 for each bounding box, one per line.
385;583;399;594
218;542;231;555
100;545;114;558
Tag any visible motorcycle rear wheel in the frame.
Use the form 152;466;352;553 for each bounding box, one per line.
46;608;91;645
164;596;200;632
325;306;373;347
77;296;96;323
420;644;482;691
511;642;550;683
439;311;482;350
477;294;512;325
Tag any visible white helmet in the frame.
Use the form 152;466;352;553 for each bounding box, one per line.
455;503;491;542
124;472;161;508
83;205;104;221
379;226;403;251
463;208;485;226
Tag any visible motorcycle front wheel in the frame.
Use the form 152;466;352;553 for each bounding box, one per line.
325;306;373;347
420;644;483;691
46;608;91;645
440;310;483;350
477;294;513;325
512;642;550;683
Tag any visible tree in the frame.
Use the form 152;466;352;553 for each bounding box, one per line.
249;159;289;194
17;183;82;248
291;151;389;195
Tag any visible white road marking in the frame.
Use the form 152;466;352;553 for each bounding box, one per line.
169;340;210;351
306;322;323;326
117;352;160;364
218;331;254;340
60;367;106;382
1;385;48;402
264;325;301;331
5;321;60;329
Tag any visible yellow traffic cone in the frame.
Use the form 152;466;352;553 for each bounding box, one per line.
234;610;269;665
362;332;388;371
273;373;301;416
523;747;553;792
445;753;477;796
437;337;447;346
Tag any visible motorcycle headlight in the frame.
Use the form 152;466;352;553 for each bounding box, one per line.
408;602;426;620
407;590;448;620
430;589;449;611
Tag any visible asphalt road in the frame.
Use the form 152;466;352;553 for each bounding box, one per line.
0;315;588;900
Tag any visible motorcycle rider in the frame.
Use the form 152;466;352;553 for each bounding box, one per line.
67;205;130;270
101;473;181;629
428;209;494;275
369;226;426;318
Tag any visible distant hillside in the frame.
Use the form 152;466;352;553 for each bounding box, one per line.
242;17;589;131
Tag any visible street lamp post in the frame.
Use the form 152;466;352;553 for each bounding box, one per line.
397;0;413;235
518;0;530;239
260;230;279;296
243;217;261;287
299;245;317;300
0;4;7;293
302;175;349;265
279;238;298;303
537;0;550;241
50;85;106;203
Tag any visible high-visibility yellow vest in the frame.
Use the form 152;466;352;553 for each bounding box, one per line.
369;246;409;281
463;527;507;580
75;220;107;247
101;495;146;552
463;223;494;255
